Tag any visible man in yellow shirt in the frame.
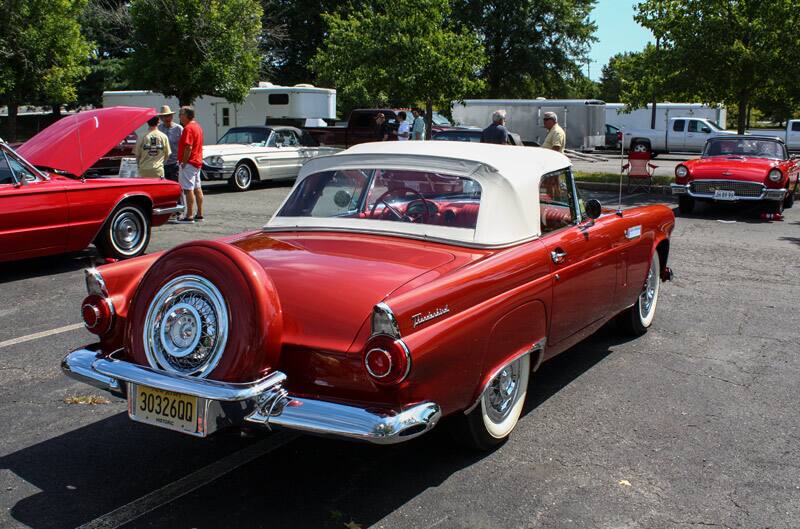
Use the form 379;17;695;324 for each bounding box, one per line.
541;111;566;152
135;116;171;178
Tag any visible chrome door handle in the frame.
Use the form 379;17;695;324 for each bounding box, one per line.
551;249;567;264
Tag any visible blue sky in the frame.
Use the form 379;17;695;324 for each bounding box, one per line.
587;0;653;80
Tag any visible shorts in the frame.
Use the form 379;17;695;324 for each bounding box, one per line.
179;164;202;190
164;163;179;182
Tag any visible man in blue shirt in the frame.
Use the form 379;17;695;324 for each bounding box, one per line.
411;109;426;140
480;109;509;144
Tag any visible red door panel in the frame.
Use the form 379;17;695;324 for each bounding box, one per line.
542;217;618;347
0;179;69;261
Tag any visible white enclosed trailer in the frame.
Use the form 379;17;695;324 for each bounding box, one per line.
451;99;606;150
102;83;337;144
605;103;727;131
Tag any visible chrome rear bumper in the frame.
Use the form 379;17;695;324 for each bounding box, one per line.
62;347;440;444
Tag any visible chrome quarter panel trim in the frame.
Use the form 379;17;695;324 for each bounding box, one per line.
247;399;441;444
372;302;401;338
85;267;109;297
464;337;546;415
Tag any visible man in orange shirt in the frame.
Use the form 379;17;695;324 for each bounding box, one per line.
177;106;205;222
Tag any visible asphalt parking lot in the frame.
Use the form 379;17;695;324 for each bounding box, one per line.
1;179;799;529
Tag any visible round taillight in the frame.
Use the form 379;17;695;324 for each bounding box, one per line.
363;334;410;385
365;348;393;378
82;294;113;335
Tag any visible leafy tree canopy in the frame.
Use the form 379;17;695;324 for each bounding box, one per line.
128;0;263;106
310;0;486;132
635;0;800;133
0;0;92;139
451;0;597;98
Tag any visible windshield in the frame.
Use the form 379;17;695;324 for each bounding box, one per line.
277;168;482;229
432;112;452;126
0;144;45;183
705;120;722;131
218;129;272;146
703;138;786;160
432;131;480;142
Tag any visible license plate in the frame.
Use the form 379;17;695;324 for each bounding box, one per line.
129;385;199;434
713;189;736;200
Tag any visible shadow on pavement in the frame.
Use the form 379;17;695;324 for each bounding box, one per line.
672;201;786;223
3;329;620;529
0;250;99;284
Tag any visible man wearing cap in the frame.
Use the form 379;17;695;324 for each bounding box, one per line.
158;105;183;182
135;116;171;178
541;112;566;152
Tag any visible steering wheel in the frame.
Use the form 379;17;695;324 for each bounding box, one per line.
369;187;431;223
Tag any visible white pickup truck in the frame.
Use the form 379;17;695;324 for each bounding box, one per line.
747;120;800;151
623;117;736;154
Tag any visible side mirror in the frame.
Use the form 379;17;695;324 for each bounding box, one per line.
701;127;711;133
584;199;602;220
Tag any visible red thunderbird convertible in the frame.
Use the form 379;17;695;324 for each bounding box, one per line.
63;142;674;450
671;135;799;215
0;107;183;263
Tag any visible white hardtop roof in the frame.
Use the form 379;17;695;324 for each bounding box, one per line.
266;142;572;248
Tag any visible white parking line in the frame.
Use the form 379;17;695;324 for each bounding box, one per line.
0;323;84;349
76;431;298;529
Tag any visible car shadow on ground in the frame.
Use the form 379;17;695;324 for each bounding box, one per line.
0;249;100;284
672;201;788;223
3;330;623;529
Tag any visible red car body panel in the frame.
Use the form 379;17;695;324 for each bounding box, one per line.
87;203;674;416
17;107;155;177
681;155;799;188
0;107;181;263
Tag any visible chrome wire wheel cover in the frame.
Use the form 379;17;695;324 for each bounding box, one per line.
143;275;228;377
111;207;146;255
639;256;660;324
484;358;523;424
234;164;252;189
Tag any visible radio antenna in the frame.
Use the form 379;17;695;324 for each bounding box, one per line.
617;129;624;216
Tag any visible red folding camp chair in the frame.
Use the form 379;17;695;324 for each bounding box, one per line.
621;150;657;193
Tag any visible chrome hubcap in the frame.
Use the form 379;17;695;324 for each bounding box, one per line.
235;166;251;188
639;259;658;318
144;276;228;377
112;210;143;252
484;359;522;423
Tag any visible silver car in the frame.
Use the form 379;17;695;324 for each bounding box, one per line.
202;126;340;191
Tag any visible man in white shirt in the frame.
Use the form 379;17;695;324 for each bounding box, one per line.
396;111;410;141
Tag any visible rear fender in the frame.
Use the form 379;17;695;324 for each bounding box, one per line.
464;300;548;414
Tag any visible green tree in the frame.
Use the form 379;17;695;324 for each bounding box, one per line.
451;0;597;98
598;52;634;102
635;0;800;134
311;0;486;137
128;0;263;106
77;0;134;107
0;0;91;141
261;0;370;86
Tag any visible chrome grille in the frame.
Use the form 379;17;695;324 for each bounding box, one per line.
690;180;764;198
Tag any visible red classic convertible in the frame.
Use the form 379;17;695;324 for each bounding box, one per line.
0;107;183;263
671;135;799;215
62;142;674;450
